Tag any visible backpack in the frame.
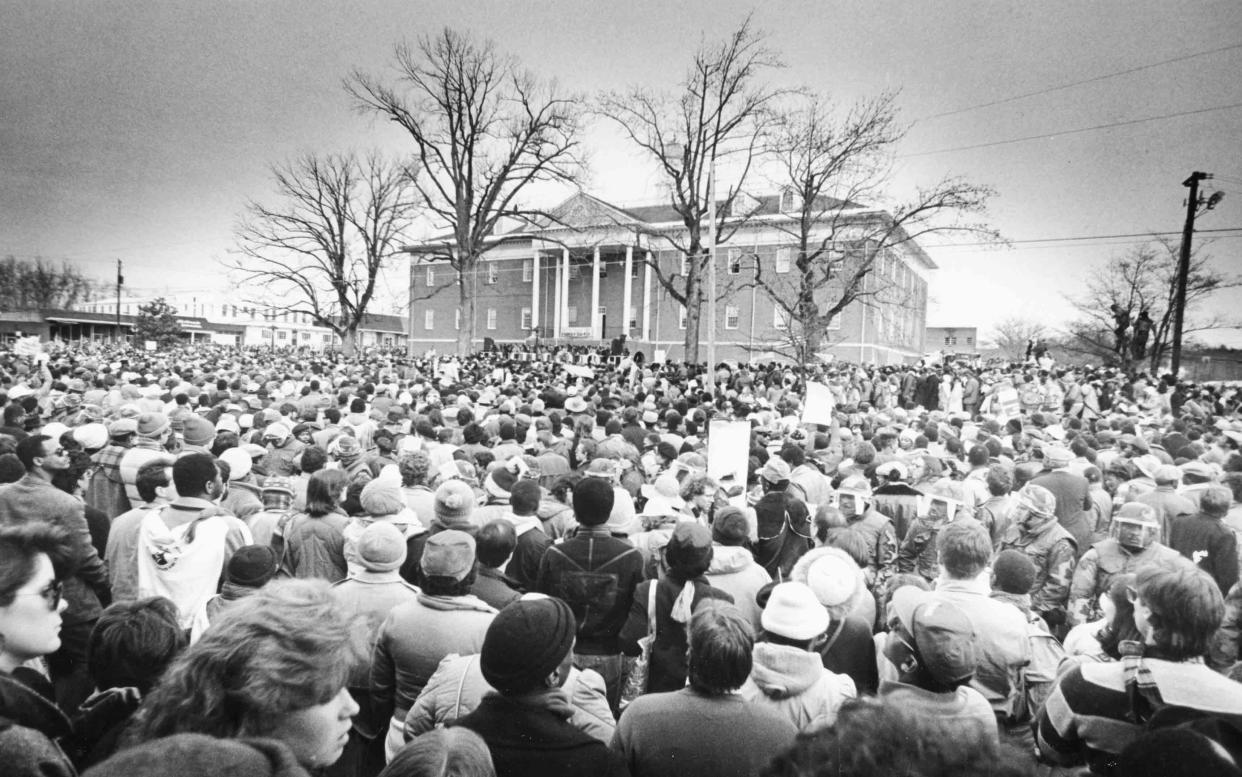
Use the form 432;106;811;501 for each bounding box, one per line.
1011;612;1068;723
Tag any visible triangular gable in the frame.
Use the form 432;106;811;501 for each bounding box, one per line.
536;192;646;231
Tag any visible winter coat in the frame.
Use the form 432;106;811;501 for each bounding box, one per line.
740;643;856;731
452;693;626;777
405;653;614;743
0;670;75;777
371;593;497;722
619;575;734;693
272;510;349;582
704;544;771;632
999;514;1077;621
69;686;142;770
536;526;644;656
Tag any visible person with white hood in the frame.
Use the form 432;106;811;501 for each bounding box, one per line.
135;453;252;630
630;473;690;577
741;581;856;731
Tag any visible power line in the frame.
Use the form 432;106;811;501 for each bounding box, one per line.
924;226;1242;250
919;41;1242;121
904;102;1242;158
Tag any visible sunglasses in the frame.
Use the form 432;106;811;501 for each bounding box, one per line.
18;579;63;611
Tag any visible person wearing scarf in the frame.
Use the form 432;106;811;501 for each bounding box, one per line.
619;522;733;694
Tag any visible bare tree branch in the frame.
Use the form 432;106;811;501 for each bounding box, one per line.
348;28;585;354
225;152;418;356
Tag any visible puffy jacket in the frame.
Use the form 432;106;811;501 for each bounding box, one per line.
740;642;856;731
705;544;771;632
404;653;614;743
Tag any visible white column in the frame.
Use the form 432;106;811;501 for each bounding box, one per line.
552;255;562;337
591;246;602;340
641;251;653;341
561;248;571;333
531;250;540;334
622;245;633;338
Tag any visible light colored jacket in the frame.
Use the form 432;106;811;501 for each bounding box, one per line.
404;653;615;743
740;642;856;731
705;544;771;632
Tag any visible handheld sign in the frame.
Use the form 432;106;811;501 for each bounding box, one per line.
801;381;835;426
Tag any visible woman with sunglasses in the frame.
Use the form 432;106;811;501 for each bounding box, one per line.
0;523;76;777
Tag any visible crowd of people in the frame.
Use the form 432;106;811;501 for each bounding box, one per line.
1;338;1242;777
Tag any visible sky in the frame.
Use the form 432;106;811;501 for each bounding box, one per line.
3;0;1241;346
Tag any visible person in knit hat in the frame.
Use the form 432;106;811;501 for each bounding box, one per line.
332;521;420;771
372;530;496;761
789;546;879;695
878;586;997;746
189;544;278;642
705;505;770;633
452;596;625;777
620;522;733;694
343;471;424;578
178;415;217;457
741;581;856;730
473;461;521;526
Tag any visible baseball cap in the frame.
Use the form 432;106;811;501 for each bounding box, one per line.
891;586;977;686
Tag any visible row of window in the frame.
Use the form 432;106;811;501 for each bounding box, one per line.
943;335;975;346
421;244;899;288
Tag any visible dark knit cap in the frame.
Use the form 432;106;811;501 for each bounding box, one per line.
480;596;576;694
666;522;714;577
226;545;279;588
712;505;750;546
992;549;1038;595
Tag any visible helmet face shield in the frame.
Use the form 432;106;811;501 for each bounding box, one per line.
1112;517;1158;550
917;494;964;520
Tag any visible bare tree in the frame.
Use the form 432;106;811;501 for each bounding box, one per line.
0;256;95;310
596;16;785;363
1065;236;1241;372
748;91;997;367
988;317;1048;361
348;28;585;356
229;152;418;356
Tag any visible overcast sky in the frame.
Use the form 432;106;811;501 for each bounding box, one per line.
3;1;1240;345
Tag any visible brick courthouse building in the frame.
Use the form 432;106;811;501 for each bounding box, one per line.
405;191;933;364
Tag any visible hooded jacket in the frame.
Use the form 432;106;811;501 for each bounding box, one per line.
705;544;771;632
740;643;856;731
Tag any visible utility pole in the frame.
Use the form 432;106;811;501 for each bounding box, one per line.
1171;171;1210;376
705;154;718;396
115;259;123;343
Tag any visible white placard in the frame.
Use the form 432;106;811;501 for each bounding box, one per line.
801;381;835;426
996;386;1021;422
707;419;751;489
14;336;40;357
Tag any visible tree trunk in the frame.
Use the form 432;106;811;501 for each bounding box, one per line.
457;265;476;356
682;267;701;365
340;327;358;358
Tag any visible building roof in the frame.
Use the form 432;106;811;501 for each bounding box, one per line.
404;190;936;270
